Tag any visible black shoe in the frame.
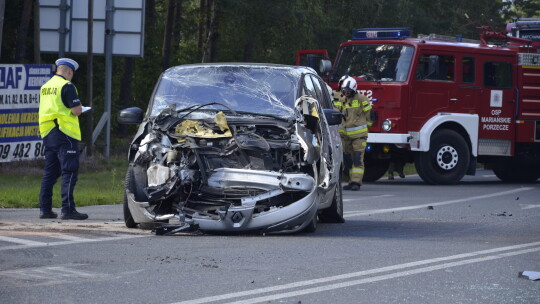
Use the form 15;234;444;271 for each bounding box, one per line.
343;182;361;191
39;210;58;219
61;210;88;220
398;172;405;178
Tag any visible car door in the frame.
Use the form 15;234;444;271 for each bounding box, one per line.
302;73;343;205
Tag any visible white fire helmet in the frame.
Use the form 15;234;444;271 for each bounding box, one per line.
338;75;349;90
341;76;357;93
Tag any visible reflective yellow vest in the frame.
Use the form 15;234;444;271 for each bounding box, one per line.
39;75;81;140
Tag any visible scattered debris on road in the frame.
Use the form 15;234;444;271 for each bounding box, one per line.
518;271;540;281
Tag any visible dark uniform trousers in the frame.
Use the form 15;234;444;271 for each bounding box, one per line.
39;127;80;214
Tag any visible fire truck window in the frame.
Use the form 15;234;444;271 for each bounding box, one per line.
462;57;475;83
484;62;512;89
300;54;325;77
331;44;413;83
416;54;455;81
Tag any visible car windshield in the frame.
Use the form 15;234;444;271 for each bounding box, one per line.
331;44;414;82
150;65;300;117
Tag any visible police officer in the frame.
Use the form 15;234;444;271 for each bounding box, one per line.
38;58;88;220
334;76;372;191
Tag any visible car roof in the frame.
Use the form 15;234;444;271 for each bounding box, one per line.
163;62;317;75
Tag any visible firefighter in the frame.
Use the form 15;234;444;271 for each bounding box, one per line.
335;76;372;191
38;58;88;220
333;75;352;182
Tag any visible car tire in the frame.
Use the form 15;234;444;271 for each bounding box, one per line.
319;175;345;223
123;167;138;228
302;213;317;233
415;129;469;185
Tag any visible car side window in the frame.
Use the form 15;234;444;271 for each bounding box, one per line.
303;75;318;99
309;75;324;100
416;54;455;81
310;75;332;109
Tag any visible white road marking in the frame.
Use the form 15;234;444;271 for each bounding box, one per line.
0;236;48;246
344;188;533;218
0;234;146;252
1;264;110;284
343;194;394;202
49;234;91;241
224;246;540;304
520;204;540;210
171;241;540;304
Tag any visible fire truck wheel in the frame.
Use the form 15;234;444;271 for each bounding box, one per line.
492;162;540;183
414;129;470;185
363;158;390;182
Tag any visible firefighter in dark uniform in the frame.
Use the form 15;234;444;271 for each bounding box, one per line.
38;58;88;220
334;76;372;191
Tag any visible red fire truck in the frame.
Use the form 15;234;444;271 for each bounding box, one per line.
298;28;540;184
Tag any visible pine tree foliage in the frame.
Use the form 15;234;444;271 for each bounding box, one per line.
0;0;537;141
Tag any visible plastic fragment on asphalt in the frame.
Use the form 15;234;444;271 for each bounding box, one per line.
518;271;540;281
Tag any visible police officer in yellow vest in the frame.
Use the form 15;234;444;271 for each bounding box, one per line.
334;76;372;191
38;58;88;220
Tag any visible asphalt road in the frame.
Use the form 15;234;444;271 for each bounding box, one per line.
1;169;539;304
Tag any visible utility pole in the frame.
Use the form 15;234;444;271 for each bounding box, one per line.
0;0;5;59
59;0;68;57
86;0;94;156
34;0;40;63
104;0;114;158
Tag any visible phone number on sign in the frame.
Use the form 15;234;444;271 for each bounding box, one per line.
0;141;45;162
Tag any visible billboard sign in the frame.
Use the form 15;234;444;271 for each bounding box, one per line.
39;0;145;57
0;64;53;162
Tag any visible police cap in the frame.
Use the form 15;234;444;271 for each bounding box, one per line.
55;58;79;71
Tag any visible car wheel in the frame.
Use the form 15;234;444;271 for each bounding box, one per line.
302;213;317;233
319;174;345;223
123;167;138;228
415;129;469;185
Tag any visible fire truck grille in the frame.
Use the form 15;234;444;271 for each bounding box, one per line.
518;54;540;67
478;138;512;156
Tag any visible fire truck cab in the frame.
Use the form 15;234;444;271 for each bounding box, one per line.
298;28;540;184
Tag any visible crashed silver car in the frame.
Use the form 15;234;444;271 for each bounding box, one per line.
118;63;344;234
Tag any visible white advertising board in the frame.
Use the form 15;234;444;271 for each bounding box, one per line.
0;64;54;162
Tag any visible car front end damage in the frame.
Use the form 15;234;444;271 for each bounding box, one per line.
124;97;330;234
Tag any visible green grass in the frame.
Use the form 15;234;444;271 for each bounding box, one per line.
0;156;127;209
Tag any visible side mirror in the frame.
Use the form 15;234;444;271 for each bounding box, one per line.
323;108;342;126
118;107;144;124
319;59;332;75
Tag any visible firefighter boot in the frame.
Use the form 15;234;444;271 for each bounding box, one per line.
343;182;361;191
